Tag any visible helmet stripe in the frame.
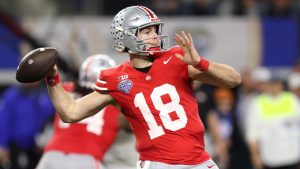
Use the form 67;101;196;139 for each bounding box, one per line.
138;6;157;20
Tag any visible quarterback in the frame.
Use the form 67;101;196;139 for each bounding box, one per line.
45;6;241;169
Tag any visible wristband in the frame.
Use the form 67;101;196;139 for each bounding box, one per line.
194;58;210;72
45;73;61;86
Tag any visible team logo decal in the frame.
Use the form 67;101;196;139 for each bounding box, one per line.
118;79;133;94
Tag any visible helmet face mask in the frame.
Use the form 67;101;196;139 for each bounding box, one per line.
79;55;116;89
135;25;169;55
111;6;168;56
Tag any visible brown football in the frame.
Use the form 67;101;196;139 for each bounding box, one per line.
16;47;58;83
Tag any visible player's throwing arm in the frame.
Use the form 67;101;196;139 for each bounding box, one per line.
16;47;115;123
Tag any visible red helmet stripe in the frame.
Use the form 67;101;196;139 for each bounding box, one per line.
138;6;157;20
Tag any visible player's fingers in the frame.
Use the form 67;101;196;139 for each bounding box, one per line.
174;36;190;55
188;33;194;46
53;64;57;69
174;34;185;46
187;33;199;56
174;35;184;48
181;31;190;46
181;32;194;57
174;35;188;50
174;33;187;46
47;64;58;76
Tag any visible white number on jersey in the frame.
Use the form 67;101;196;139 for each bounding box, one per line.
58;108;106;135
134;84;187;139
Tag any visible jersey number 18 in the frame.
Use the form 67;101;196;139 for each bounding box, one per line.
134;84;187;139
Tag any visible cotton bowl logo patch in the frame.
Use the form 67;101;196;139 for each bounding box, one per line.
118;79;133;94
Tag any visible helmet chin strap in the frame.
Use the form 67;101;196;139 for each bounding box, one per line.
133;46;161;56
147;46;161;54
131;34;168;56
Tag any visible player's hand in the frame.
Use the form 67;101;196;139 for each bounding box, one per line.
174;31;201;66
46;65;58;76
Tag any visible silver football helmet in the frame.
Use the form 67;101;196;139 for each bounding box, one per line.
79;54;116;89
110;6;168;55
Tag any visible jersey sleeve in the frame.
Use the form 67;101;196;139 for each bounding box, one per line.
94;70;109;93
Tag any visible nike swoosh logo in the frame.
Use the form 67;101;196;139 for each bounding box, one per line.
163;56;173;64
207;164;216;168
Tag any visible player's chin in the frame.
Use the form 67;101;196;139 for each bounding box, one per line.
145;39;159;46
153;41;160;47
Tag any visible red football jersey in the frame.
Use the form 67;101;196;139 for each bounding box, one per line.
45;83;120;161
95;46;210;165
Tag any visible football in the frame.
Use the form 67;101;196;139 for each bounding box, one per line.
16;47;58;83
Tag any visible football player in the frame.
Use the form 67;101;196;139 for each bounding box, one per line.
45;6;241;169
37;55;121;169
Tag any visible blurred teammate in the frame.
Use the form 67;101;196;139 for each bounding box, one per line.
45;6;241;169
36;54;121;169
